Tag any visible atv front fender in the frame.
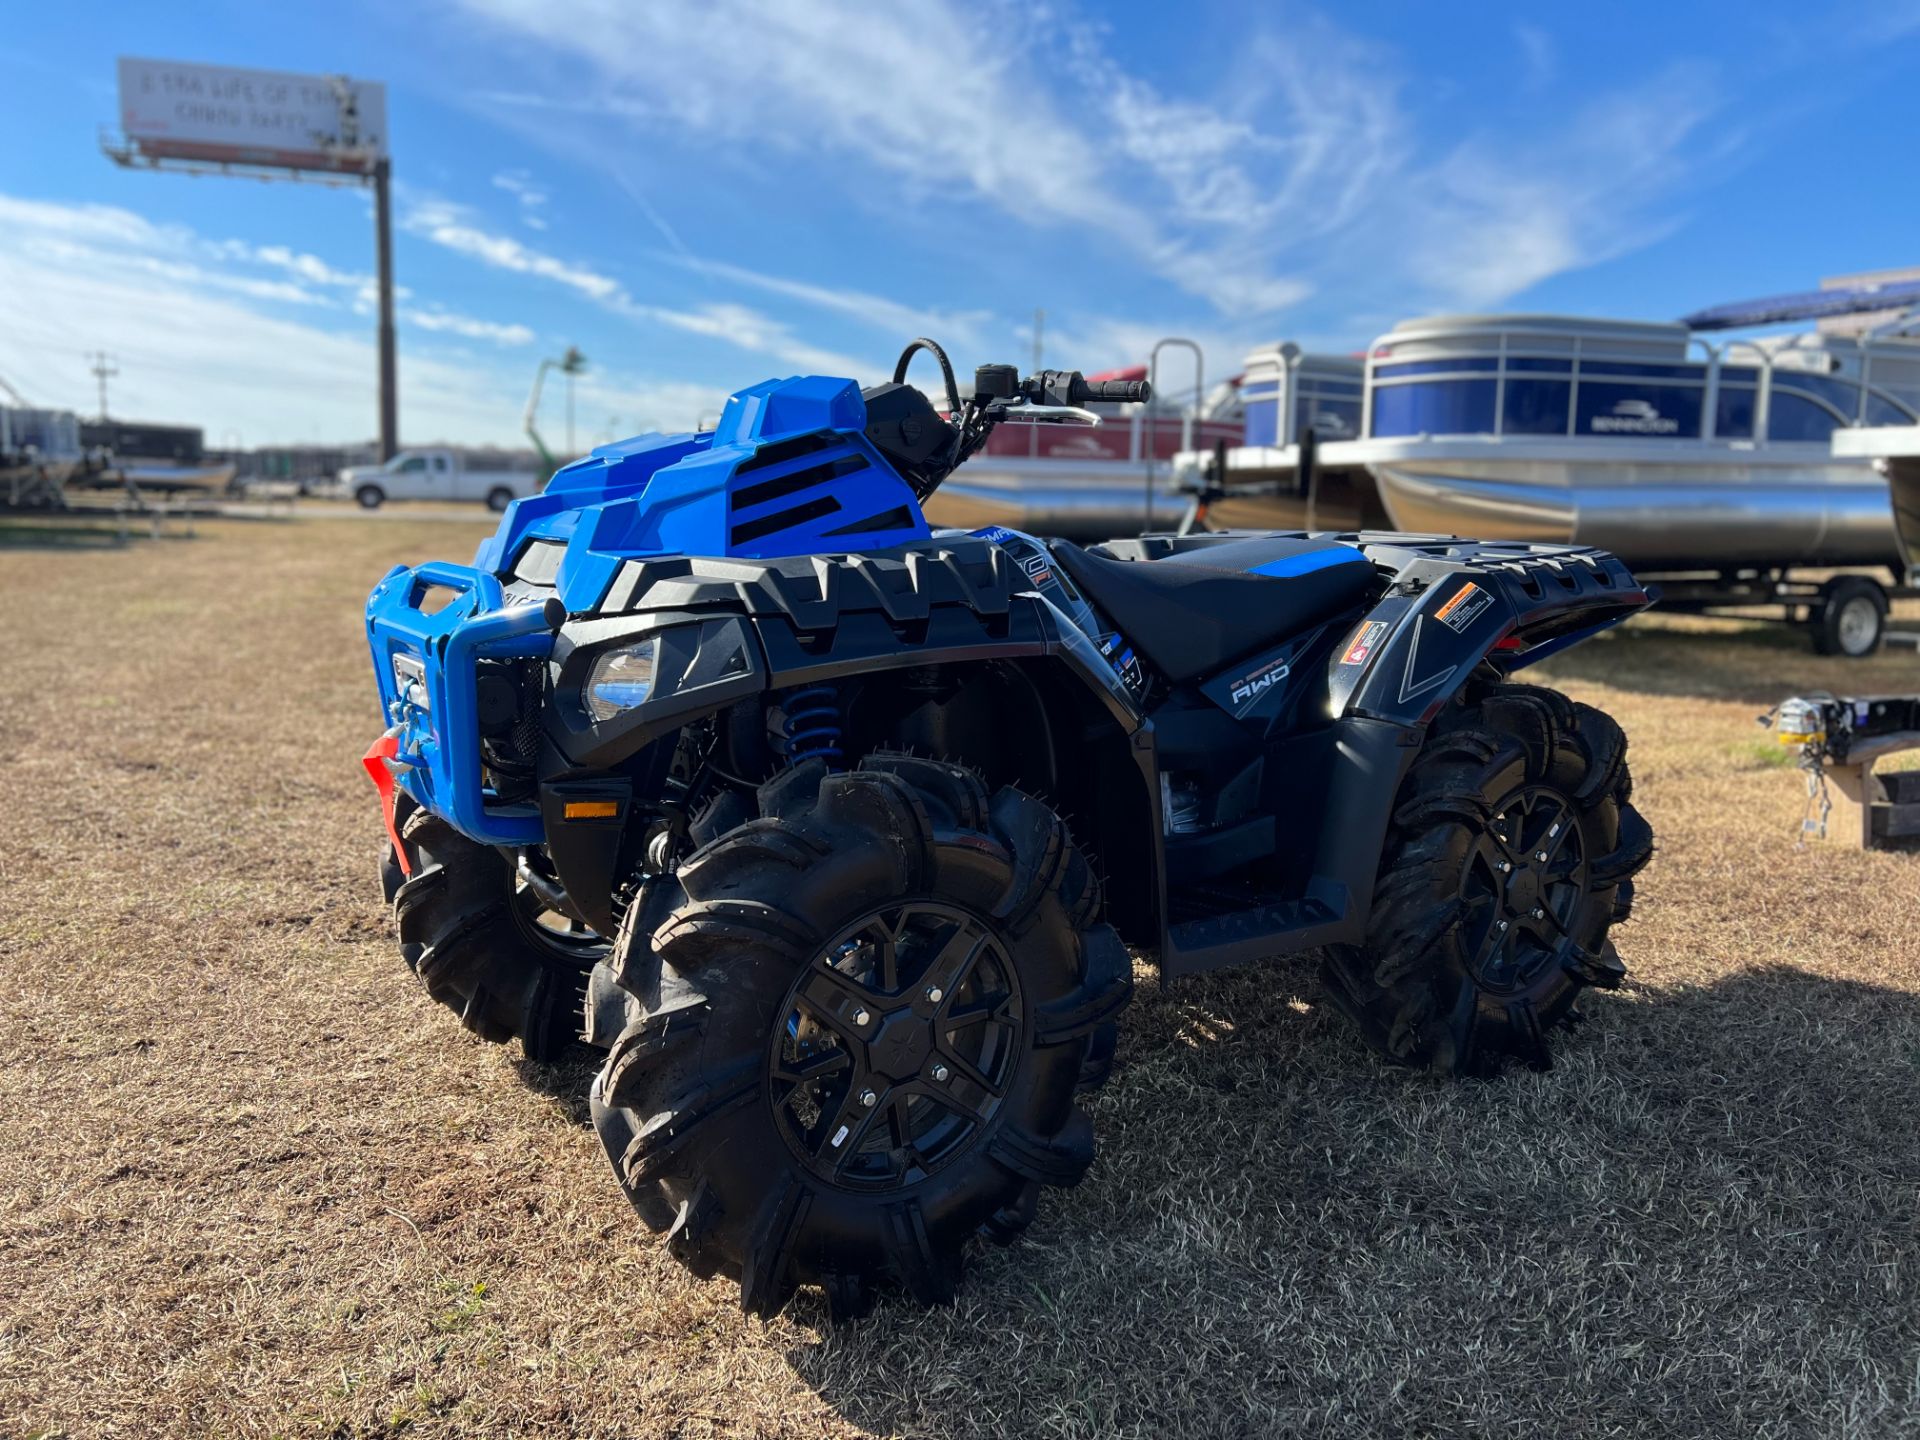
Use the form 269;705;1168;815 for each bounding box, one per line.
535;593;1160;941
541;592;1143;772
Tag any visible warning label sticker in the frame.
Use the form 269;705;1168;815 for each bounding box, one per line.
1434;581;1493;634
1341;620;1387;666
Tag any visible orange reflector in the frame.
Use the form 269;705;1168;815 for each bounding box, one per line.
564;800;620;820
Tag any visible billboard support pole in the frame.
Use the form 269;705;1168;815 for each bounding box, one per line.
373;157;398;462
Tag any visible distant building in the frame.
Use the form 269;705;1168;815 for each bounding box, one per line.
1820;266;1920;337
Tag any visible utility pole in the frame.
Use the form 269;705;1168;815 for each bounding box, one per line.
566;365;576;457
372;157;398;460
88;351;118;419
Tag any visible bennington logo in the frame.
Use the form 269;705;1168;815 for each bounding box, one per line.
1591;397;1680;435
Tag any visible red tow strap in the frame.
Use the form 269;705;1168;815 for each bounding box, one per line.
362;731;412;877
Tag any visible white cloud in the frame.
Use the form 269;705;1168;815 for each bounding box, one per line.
448;0;1307;317
403;196;622;301
401;308;536;346
450;0;1738;334
1391;74;1721;310
1514;23;1556;90
402;193;878;374
0;193;616;445
666;254;989;348
635;301;868;376
249;243;369;289
492;169;551;230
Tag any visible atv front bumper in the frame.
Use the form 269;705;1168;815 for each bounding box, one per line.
364;560;555;846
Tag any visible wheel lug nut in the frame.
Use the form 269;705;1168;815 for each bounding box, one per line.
1534;850;1548;863
859;1088;877;1108
1499;861;1512;873
925;986;943;1004
932;1063;950;1082
853;1008;870;1027
1531;907;1544;920
1496;919;1509;931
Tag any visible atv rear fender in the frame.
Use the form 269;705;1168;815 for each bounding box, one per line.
1327;539;1651;727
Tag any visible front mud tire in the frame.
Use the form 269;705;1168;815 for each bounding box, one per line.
1321;682;1653;1076
590;754;1131;1319
389;810;599;1062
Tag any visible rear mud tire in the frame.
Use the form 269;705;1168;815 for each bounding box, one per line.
589;753;1131;1319
1321;682;1652;1076
390;809;600;1062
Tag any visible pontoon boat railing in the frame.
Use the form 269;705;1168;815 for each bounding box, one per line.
1362;319;1919;443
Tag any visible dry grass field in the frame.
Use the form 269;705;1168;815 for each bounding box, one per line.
2;511;1918;1439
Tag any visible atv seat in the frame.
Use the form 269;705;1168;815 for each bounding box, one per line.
1050;536;1376;683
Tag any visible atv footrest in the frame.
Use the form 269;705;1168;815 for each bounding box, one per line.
1162;890;1351;979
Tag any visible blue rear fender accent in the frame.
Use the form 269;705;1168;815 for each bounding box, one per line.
1249;546;1371;579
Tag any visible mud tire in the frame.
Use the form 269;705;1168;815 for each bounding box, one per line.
589;754;1131;1318
1321;682;1652;1076
389;809;600;1062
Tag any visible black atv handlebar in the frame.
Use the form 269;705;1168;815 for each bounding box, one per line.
885;338;1152;502
1077;377;1151;403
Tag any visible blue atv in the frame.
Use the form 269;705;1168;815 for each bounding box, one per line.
365;339;1654;1318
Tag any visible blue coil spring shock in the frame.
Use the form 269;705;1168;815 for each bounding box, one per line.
781;683;843;766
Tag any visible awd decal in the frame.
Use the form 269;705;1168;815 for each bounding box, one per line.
1227;655;1292;709
1434;581;1493;634
1340;620;1387;666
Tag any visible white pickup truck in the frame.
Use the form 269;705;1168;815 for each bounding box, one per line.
339;448;543;511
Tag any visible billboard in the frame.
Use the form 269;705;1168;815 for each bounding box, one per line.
116;58;386;173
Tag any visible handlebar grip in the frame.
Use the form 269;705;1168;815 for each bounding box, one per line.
1078;378;1152;403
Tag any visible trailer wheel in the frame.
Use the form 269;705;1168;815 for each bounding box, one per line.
485;486;515;513
1810;575;1887;658
589;754;1130;1318
1321;683;1652;1077
355;483;386;510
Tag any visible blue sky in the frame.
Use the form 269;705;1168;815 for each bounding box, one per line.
2;0;1917;446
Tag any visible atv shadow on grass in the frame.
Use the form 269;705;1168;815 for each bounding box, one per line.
779;960;1920;1439
505;1049;602;1129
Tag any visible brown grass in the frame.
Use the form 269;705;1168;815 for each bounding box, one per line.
1;514;1918;1439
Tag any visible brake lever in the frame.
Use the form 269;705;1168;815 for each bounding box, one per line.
992;400;1101;427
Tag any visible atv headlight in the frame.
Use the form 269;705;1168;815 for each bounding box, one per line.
584;639;658;722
